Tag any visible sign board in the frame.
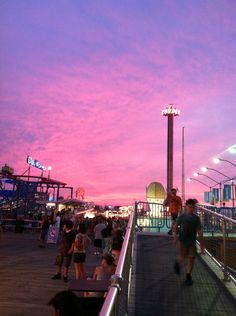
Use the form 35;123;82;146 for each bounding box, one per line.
26;155;47;171
47;225;60;244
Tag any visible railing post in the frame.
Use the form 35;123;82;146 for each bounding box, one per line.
110;274;123;316
134;202;138;227
222;217;230;282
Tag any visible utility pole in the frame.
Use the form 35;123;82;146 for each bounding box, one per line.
182;126;185;203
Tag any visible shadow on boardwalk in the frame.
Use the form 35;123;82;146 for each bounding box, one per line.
129;234;236;316
0;231;101;316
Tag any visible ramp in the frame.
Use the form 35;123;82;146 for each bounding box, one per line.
129;234;236;316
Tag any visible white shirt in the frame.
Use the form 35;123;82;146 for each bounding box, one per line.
94;223;106;239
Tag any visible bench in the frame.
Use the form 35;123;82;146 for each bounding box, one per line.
68;280;110;316
68;279;110;293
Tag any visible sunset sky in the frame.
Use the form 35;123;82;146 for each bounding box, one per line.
1;0;236;205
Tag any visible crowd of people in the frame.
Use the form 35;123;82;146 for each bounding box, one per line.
47;194;205;315
45;213;127;286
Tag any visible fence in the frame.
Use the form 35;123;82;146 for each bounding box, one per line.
134;201;171;232
196;205;236;283
0;218;41;232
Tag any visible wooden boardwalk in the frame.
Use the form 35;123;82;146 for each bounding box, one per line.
128;234;236;316
0;231;101;316
1;231;236;316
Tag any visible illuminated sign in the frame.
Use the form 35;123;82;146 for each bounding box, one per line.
26;156;47;171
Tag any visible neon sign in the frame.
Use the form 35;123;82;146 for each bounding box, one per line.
26;156;47;171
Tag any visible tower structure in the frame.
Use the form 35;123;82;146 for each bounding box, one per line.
162;104;180;192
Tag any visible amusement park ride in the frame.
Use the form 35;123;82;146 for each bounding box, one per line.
0;163;73;214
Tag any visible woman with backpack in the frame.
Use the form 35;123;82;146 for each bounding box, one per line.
73;223;91;280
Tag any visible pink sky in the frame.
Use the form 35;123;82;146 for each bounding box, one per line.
1;1;236;205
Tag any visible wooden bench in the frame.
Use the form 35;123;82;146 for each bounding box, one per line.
68;279;110;293
68;280;110;315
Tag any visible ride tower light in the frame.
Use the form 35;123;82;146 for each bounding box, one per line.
162;104;180;193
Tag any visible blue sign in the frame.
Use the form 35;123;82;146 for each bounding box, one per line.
212;188;219;202
204;191;210;203
223;185;231;201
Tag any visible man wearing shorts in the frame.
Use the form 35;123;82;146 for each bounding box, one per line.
173;198;204;285
164;188;182;235
52;220;76;282
93;217;106;255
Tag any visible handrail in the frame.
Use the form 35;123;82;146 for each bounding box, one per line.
100;287;119;316
196;240;236;285
115;209;134;277
196;204;236;283
99;208;135;316
197;205;236;224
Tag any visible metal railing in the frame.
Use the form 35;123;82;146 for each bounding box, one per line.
99;202;236;315
135;201;171;232
99;206;135;316
0;218;41;232
196;205;236;283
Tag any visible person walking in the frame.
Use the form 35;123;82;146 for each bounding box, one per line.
93;217;106;256
38;216;51;248
52;220;76;282
73;223;91;280
102;220;113;254
164;188;182;235
173;198;204;285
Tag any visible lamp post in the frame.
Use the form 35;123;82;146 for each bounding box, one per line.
187;177;212;203
162;104;180;193
48;166;52;179
201;166;233;207
213;158;236;207
228;145;236;154
213;157;236;168
201;166;231;180
194;172;220;206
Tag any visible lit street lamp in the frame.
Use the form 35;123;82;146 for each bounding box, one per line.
187;177;213;203
201;166;231;180
48;166;52;179
193;172;221;206
200;167;233;207
228;144;236;154
212;158;236;207
193;172;219;184
213;157;236;167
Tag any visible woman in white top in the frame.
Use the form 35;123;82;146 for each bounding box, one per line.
73;223;91;280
